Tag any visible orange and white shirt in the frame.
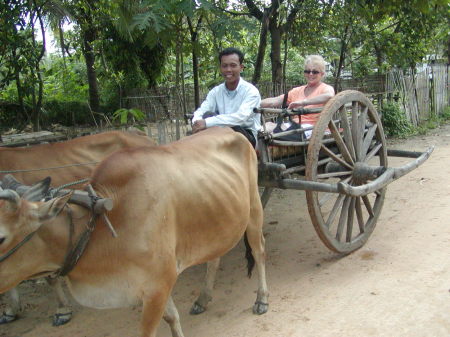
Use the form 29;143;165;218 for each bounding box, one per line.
287;82;334;125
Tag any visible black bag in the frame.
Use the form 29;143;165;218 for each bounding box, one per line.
272;115;302;141
271;92;302;142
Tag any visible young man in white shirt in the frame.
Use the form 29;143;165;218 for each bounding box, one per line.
191;47;261;147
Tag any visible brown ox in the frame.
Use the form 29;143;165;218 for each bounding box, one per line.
0;129;154;186
0;130;155;325
0;127;268;337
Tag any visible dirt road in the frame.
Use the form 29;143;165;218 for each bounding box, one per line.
1;123;450;337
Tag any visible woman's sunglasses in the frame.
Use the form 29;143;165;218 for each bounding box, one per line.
304;70;321;74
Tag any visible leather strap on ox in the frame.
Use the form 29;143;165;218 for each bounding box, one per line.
56;205;98;277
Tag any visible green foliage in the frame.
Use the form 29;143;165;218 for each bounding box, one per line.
440;107;450;121
1;0;448;131
112;108;145;124
43;56;89;102
0;0;48;129
41;100;92;126
381;102;413;138
415;106;450;135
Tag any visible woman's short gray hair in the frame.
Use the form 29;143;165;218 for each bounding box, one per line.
304;55;326;74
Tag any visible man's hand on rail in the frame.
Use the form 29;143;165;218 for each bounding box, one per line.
192;119;206;134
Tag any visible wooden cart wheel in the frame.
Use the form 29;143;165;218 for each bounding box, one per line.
305;90;388;254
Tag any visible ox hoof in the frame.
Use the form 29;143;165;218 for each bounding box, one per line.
252;301;268;315
189;302;206;315
52;312;72;326
0;312;17;324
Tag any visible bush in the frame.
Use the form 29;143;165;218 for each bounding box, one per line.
440;106;450;121
41;101;93;126
380;102;413;137
0;101;31;129
112;108;145;125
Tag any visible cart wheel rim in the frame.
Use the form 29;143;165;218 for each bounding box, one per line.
305;90;388;254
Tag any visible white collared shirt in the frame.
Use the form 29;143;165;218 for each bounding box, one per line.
192;78;261;139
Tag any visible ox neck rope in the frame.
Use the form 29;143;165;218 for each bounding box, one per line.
0;230;39;263
0;161;99;175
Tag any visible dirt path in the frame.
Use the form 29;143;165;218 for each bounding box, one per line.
2;124;450;337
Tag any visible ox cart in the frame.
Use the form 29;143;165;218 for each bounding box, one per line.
0;89;433;257
256;90;433;254
0;90;434;336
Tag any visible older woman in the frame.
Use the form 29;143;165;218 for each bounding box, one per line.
260;55;335;133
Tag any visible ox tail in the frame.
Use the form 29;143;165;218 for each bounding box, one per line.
244;232;255;278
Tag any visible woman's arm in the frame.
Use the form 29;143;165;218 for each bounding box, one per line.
260;94;284;108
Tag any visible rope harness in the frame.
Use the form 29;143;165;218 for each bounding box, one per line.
0;230;39;263
48;178;90;200
0;161;99;175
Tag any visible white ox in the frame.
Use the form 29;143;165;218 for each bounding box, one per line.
0;127;268;337
0;130;155;325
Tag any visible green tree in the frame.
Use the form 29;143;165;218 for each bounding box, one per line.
0;0;48;130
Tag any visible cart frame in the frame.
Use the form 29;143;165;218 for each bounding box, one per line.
256;90;433;253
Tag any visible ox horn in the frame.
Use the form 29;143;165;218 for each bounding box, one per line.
2;174;22;191
22;177;51;202
0;190;21;208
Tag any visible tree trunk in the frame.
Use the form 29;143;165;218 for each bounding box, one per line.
82;27;100;113
333;24;350;92
282;32;289;92
245;0;303;87
12;48;28;124
28;5;46;131
192;46;200;109
181;40;187;117
187;15;203;109
252;10;270;85
269;17;283;91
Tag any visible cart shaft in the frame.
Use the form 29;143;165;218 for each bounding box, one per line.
259;146;434;197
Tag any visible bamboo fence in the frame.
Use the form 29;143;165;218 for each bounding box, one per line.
121;65;449;144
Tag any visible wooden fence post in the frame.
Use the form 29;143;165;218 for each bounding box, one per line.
158;121;166;145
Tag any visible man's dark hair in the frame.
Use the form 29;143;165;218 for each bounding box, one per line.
219;47;244;64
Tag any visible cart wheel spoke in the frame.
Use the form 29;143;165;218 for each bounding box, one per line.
324;194;345;228
362;123;378;158
317;171;352;179
355;105;368;161
355;197;365;233
361;195;375;217
320;144;353;170
351;102;362;161
336;196;351;241
338;106;356;161
329;119;354;166
346;197;356;242
365;143;383;163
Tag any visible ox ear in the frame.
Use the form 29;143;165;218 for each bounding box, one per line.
0;190;21;212
22;177;51;202
37;191;73;221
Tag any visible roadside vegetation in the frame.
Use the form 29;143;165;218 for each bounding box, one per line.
382;103;450;139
